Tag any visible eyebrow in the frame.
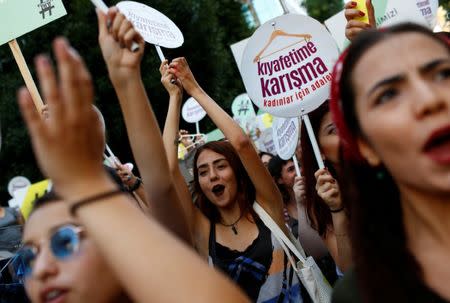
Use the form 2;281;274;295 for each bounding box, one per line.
367;58;450;97
197;158;227;170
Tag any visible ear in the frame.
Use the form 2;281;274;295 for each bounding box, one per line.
357;138;381;167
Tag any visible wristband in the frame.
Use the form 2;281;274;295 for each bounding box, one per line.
128;177;142;192
329;206;345;213
70;189;124;217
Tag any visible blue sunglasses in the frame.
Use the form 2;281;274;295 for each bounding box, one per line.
17;224;84;278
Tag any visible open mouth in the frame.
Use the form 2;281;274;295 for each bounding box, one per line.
212;184;225;197
423;125;450;164
42;289;68;303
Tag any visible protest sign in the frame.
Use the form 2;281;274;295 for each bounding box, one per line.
0;0;66;46
1;0;67;110
241;14;339;118
116;1;183;66
325;0;429;51
257;129;276;155
8;180;52;220
272;116;299;160
182;97;206;133
116;1;184;49
7;176;31;197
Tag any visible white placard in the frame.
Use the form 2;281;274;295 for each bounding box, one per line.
232;93;256;118
7;176;30;197
258;128;276;155
272;116;299;160
241;14;339;118
326;0;429;51
116;1;184;48
230;38;250;74
416;0;439;28
182;97;206;123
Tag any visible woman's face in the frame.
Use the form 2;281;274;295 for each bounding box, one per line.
23;202;123;303
352;32;450;195
277;160;296;188
318;111;340;165
197;149;238;209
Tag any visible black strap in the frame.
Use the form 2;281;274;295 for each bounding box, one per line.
208;221;217;266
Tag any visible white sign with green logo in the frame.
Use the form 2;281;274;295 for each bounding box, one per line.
0;0;67;45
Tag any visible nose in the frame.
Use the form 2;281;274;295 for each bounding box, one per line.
412;80;447;119
209;167;219;181
32;247;58;281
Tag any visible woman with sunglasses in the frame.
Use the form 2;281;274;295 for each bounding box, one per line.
16;25;249;303
330;23;450;302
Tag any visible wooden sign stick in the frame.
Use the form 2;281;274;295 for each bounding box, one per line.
8;39;44;112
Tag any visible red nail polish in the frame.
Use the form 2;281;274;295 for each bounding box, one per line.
351;1;357;7
359;11;365;16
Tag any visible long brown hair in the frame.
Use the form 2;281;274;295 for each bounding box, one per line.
300;101;335;237
335;24;450;302
192;141;256;223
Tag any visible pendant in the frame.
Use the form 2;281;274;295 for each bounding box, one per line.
231;225;238;235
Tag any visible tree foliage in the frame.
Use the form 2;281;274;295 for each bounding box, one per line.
303;0;344;23
0;0;251;204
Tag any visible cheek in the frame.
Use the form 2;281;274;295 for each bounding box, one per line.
319;136;340;162
68;243;120;300
24;279;39;302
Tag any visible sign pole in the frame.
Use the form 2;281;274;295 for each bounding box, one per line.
195;121;200;135
8;39;44;111
302;114;325;169
292;155;301;176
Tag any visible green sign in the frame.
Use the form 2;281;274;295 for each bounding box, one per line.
0;0;67;46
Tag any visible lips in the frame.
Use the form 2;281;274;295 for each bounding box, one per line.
212;184;225;197
423;124;450;164
41;288;68;303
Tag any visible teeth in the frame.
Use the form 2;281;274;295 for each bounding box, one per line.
46;290;61;301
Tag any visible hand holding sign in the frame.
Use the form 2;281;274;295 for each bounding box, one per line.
97;8;145;85
169;57;201;96
344;0;375;41
160;60;183;97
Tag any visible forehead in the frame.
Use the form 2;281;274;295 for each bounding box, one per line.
23;202;77;244
197;149;227;166
353;33;450;94
320;112;333;127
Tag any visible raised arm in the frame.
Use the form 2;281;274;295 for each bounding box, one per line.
97;9;190;243
315;169;352;272
169;58;286;231
160;63;210;255
18;37;249;303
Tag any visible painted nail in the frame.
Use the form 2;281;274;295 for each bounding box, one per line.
351;1;357;7
359;11;365;16
106;19;112;30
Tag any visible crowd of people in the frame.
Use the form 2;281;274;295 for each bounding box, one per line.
0;1;449;302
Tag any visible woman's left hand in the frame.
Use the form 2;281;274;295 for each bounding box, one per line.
314;168;342;211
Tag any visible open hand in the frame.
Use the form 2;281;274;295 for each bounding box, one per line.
18;38;107;197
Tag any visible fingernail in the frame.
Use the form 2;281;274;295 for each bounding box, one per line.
106;19;112;30
35;54;50;66
68;47;80;59
351;1;357;7
359;11;365;16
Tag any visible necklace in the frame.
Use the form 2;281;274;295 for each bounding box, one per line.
220;213;244;235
